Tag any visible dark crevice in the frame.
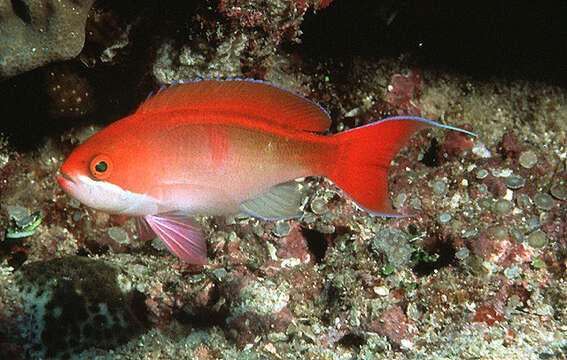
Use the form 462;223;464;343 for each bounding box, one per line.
320;282;342;324
338;332;366;348
11;0;32;24
175;307;229;328
412;241;456;276
421;138;439;167
301;228;328;263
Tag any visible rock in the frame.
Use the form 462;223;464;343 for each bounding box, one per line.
16;256;147;358
0;0;95;78
526;230;547;248
44;64;95;117
534;193;554;211
518;150;538;169
504;174;525;190
226;278;292;345
372;228;413;268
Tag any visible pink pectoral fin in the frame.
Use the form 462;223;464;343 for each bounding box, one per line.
135;217;157;241
143;213;208;265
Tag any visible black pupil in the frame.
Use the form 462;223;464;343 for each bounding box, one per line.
95;161;107;173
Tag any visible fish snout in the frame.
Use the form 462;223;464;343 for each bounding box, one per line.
57;172;76;191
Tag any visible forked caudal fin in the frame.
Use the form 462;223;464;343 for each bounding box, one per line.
326;116;476;216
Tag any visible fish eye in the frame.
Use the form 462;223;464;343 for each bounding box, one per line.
95;161;107;172
89;154;113;180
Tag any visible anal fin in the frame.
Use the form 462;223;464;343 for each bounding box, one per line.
240;181;304;220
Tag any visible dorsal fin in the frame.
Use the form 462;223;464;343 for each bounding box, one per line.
136;79;331;132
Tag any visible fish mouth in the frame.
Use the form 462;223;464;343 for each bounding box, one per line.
57;172;76;188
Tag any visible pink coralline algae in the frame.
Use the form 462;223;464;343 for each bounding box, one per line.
276;223;315;265
472;305;504;326
317;0;334;9
471;235;533;267
218;3;263;28
368;306;413;347
295;0;334;12
440;126;475;159
216;0;319;43
499;131;528;160
385;70;423;116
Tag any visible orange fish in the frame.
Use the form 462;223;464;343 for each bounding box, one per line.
58;79;474;264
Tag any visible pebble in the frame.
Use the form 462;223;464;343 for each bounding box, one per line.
6;204;30;223
68;198;81;209
463;229;478;238
526;216;539;231
527;230;548;248
211;268;228;282
510;228;523;242
266;242;278;261
410;198;422;210
374;286;389;296
310;197;329;215
493;168;513;177
516;193;532;208
476;183;488;194
431;179;448;196
472;143;492;158
438;212;452;224
267;332;288;343
504;265;521;279
72;211;83;222
476;169;489;180
406;302;421;321
478;198;492;210
253;224;265;237
235;213;250;222
151;237;166;251
505;174;525;189
534;193;554;211
450;193;462;207
107;227;130;244
503;189;514;201
494;199;513;216
455;247;470;260
272;221;291;237
490;225;508;241
317;223;335;234
186;273;206;284
550;182;567;200
518;150;538;169
393;193;407;209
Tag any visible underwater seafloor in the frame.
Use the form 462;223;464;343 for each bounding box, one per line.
1;1;567;359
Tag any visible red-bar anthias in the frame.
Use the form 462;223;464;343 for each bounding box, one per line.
58;79;475;264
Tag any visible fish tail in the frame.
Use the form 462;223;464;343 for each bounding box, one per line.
326;116;475;215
